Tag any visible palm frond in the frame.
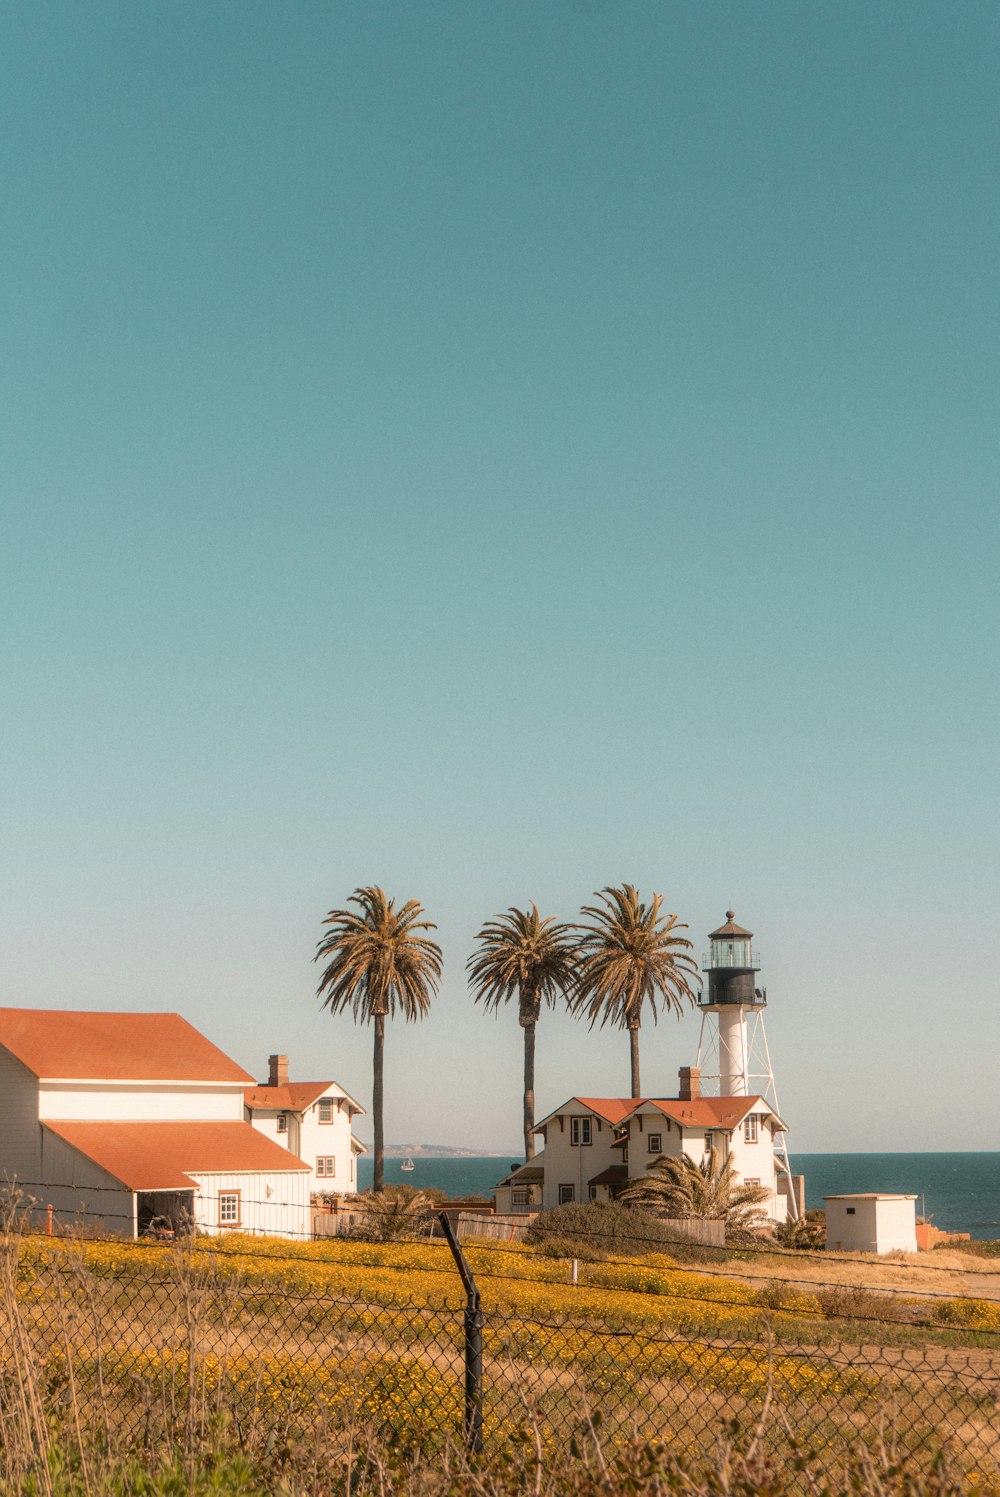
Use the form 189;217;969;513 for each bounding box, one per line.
314;886;442;1023
621;1152;770;1231
467;903;578;1025
570;883;699;1031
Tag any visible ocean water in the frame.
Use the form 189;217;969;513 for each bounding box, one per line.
358;1152;1000;1239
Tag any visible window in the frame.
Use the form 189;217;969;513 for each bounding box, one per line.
588;1185;598;1201
745;1178;760;1187
316;1156;336;1178
511;1187;529;1208
570;1117;592;1147
558;1184;575;1205
277;1114;287;1134
218;1192;240;1227
647;1133;662;1153
318;1099;334;1124
704;1133;714;1154
744;1115;758;1144
846;1206;856;1216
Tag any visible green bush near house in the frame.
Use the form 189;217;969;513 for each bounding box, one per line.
526;1201;683;1259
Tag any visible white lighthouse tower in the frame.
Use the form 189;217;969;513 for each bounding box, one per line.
695;911;799;1219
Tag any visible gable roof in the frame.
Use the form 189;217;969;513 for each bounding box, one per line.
44;1120;309;1192
0;1010;253;1085
245;1082;330;1111
638;1095;784;1131
244;1080;365;1115
535;1096;639;1130
536;1093;785;1134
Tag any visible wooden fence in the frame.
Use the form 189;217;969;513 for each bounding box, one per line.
453;1212;726;1248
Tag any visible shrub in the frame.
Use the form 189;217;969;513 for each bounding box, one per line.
933;1297;1000;1332
752;1280;823;1316
346;1187;434;1243
773;1212;826;1250
815;1286;914;1325
525;1201;681;1259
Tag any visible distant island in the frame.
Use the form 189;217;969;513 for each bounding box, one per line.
382;1144;506;1158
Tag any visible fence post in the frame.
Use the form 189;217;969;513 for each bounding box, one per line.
439;1211;484;1455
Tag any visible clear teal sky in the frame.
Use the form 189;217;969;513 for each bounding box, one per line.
2;2;997;1153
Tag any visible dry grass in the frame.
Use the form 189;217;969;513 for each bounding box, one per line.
715;1243;1000;1302
1;1206;998;1495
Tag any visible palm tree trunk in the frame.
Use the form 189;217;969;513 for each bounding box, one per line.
629;1024;641;1098
523;1020;536;1161
373;1014;385;1193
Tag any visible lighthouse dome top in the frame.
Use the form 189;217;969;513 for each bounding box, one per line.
709;911;754;940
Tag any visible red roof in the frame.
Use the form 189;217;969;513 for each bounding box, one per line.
560;1097;638;1126
44;1121;309;1191
640;1095;775;1129
538;1093;783;1133
244;1082;331;1111
0;1010;253;1084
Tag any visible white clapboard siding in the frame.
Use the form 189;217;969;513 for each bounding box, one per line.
34;1128;136;1235
0;1047;44;1186
39;1083;246;1122
188;1170;312;1240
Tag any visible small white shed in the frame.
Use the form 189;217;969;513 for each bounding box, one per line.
824;1193;917;1254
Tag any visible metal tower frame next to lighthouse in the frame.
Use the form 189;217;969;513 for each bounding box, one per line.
695;912;799;1220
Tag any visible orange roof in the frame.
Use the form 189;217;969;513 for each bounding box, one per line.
639;1095;777;1129
538;1093;784;1133
43;1121;309;1191
0;1010;253;1084
536;1097;648;1130
244;1082;330;1111
567;1097;638;1125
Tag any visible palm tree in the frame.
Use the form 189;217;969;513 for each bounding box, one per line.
467;904;578;1161
350;1185;434;1242
314;887;442;1192
621;1151;771;1237
570;884;699;1098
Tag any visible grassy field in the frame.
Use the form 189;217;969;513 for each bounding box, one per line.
2;1229;998;1493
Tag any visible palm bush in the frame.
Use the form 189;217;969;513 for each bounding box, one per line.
348;1186;434;1242
621;1153;770;1240
774;1212;826;1250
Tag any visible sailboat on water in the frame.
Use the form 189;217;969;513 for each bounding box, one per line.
400;1157;415;1172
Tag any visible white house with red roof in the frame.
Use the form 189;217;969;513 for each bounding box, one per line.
0;1009;314;1240
244;1054;366;1195
493;1067;790;1222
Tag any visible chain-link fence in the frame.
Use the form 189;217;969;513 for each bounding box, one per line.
1;1220;997;1483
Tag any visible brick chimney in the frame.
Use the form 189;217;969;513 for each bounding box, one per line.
678;1065;701;1101
268;1054;289;1087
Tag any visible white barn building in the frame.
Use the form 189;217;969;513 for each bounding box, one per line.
244;1053;366;1195
0;1009;314;1240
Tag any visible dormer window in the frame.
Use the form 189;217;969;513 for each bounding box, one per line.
570;1117;592;1147
744;1115;758;1144
318;1099;334;1124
